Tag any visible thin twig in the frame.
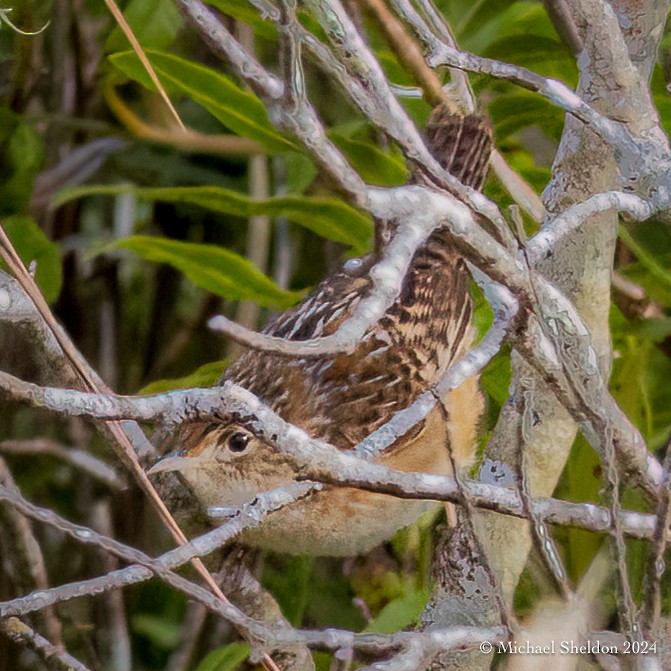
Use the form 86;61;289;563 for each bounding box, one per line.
102;0;185;130
516;383;572;599
0;224;280;671
641;435;671;634
0;372;662;540
176;0;367;205
432;391;514;631
361;0;450;108
411;0;476;111
384;0;546;222
0;439;126;491
0;618;90;670
90;502;132;671
0;481;317;637
0;459;63;648
388;0;632;153
0;480;510;656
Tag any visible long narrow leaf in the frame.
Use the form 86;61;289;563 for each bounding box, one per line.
109;50;296;153
56;184;373;250
113;236;302;308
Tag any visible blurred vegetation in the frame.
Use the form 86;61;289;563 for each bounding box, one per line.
0;0;670;669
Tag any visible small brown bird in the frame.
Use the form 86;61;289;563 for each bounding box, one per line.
150;108;492;556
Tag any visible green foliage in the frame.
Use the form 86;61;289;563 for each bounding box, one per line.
262;555;315;626
471;280;512;425
206;0;277;40
4;1;671;669
112;235;302;308
0;107;43;215
480;351;512;408
139;359;228;394
328;123;408;187
193;643;251;671
364;586;429;634
105;0;182;52
1;215;63;303
489;92;564;143
110;50;298;153
132;613;183;650
56;183;373;250
619;225;671;298
262;556;365;630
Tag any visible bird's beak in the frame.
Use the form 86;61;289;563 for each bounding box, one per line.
147;454;192;476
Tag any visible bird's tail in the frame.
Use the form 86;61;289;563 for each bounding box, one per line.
424;106;493;191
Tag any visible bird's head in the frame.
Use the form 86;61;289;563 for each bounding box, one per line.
148;422;297;514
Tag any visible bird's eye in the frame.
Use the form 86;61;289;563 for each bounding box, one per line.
227;431;251;453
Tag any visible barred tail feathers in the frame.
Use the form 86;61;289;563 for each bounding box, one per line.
424;107;493;191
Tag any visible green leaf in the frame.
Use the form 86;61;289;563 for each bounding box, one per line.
481;351;512;407
106;0;182;52
0;108;44;215
108;50;297;154
489;92;564;142
206;0;277;39
630;317;671;343
112;236;302;308
284;152;319;194
451;0;519;47
132;613;181;649
193;643;250;671
330;134;407;187
619;225;671;293
364;588;429;634
262;555;314;626
457;1;557;53
1;216;62;303
485;34;577;84
313;653;333;671
139;360;228;394
56;184;373;250
376;50;419;88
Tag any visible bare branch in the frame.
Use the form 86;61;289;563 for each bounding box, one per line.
390;0;634;153
0;459;63;647
175;0;367;204
0;439;126;491
0;480;318;643
0;476;511;659
0;374;661;540
526;191;653;266
642;438;671;634
0;230;253;656
0;617;90;671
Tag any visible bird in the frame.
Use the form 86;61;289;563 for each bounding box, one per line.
149;107;492;556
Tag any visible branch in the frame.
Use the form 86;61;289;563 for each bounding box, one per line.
0;459;63;647
0;238;257;658
525;191;653;266
0;439;126;491
389;0;634;153
301;0;514;245
0;373;661;540
0;618;90;671
0;478;513;657
209;201;444;355
642;437;671;633
175;0;367;205
0;480;318;648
